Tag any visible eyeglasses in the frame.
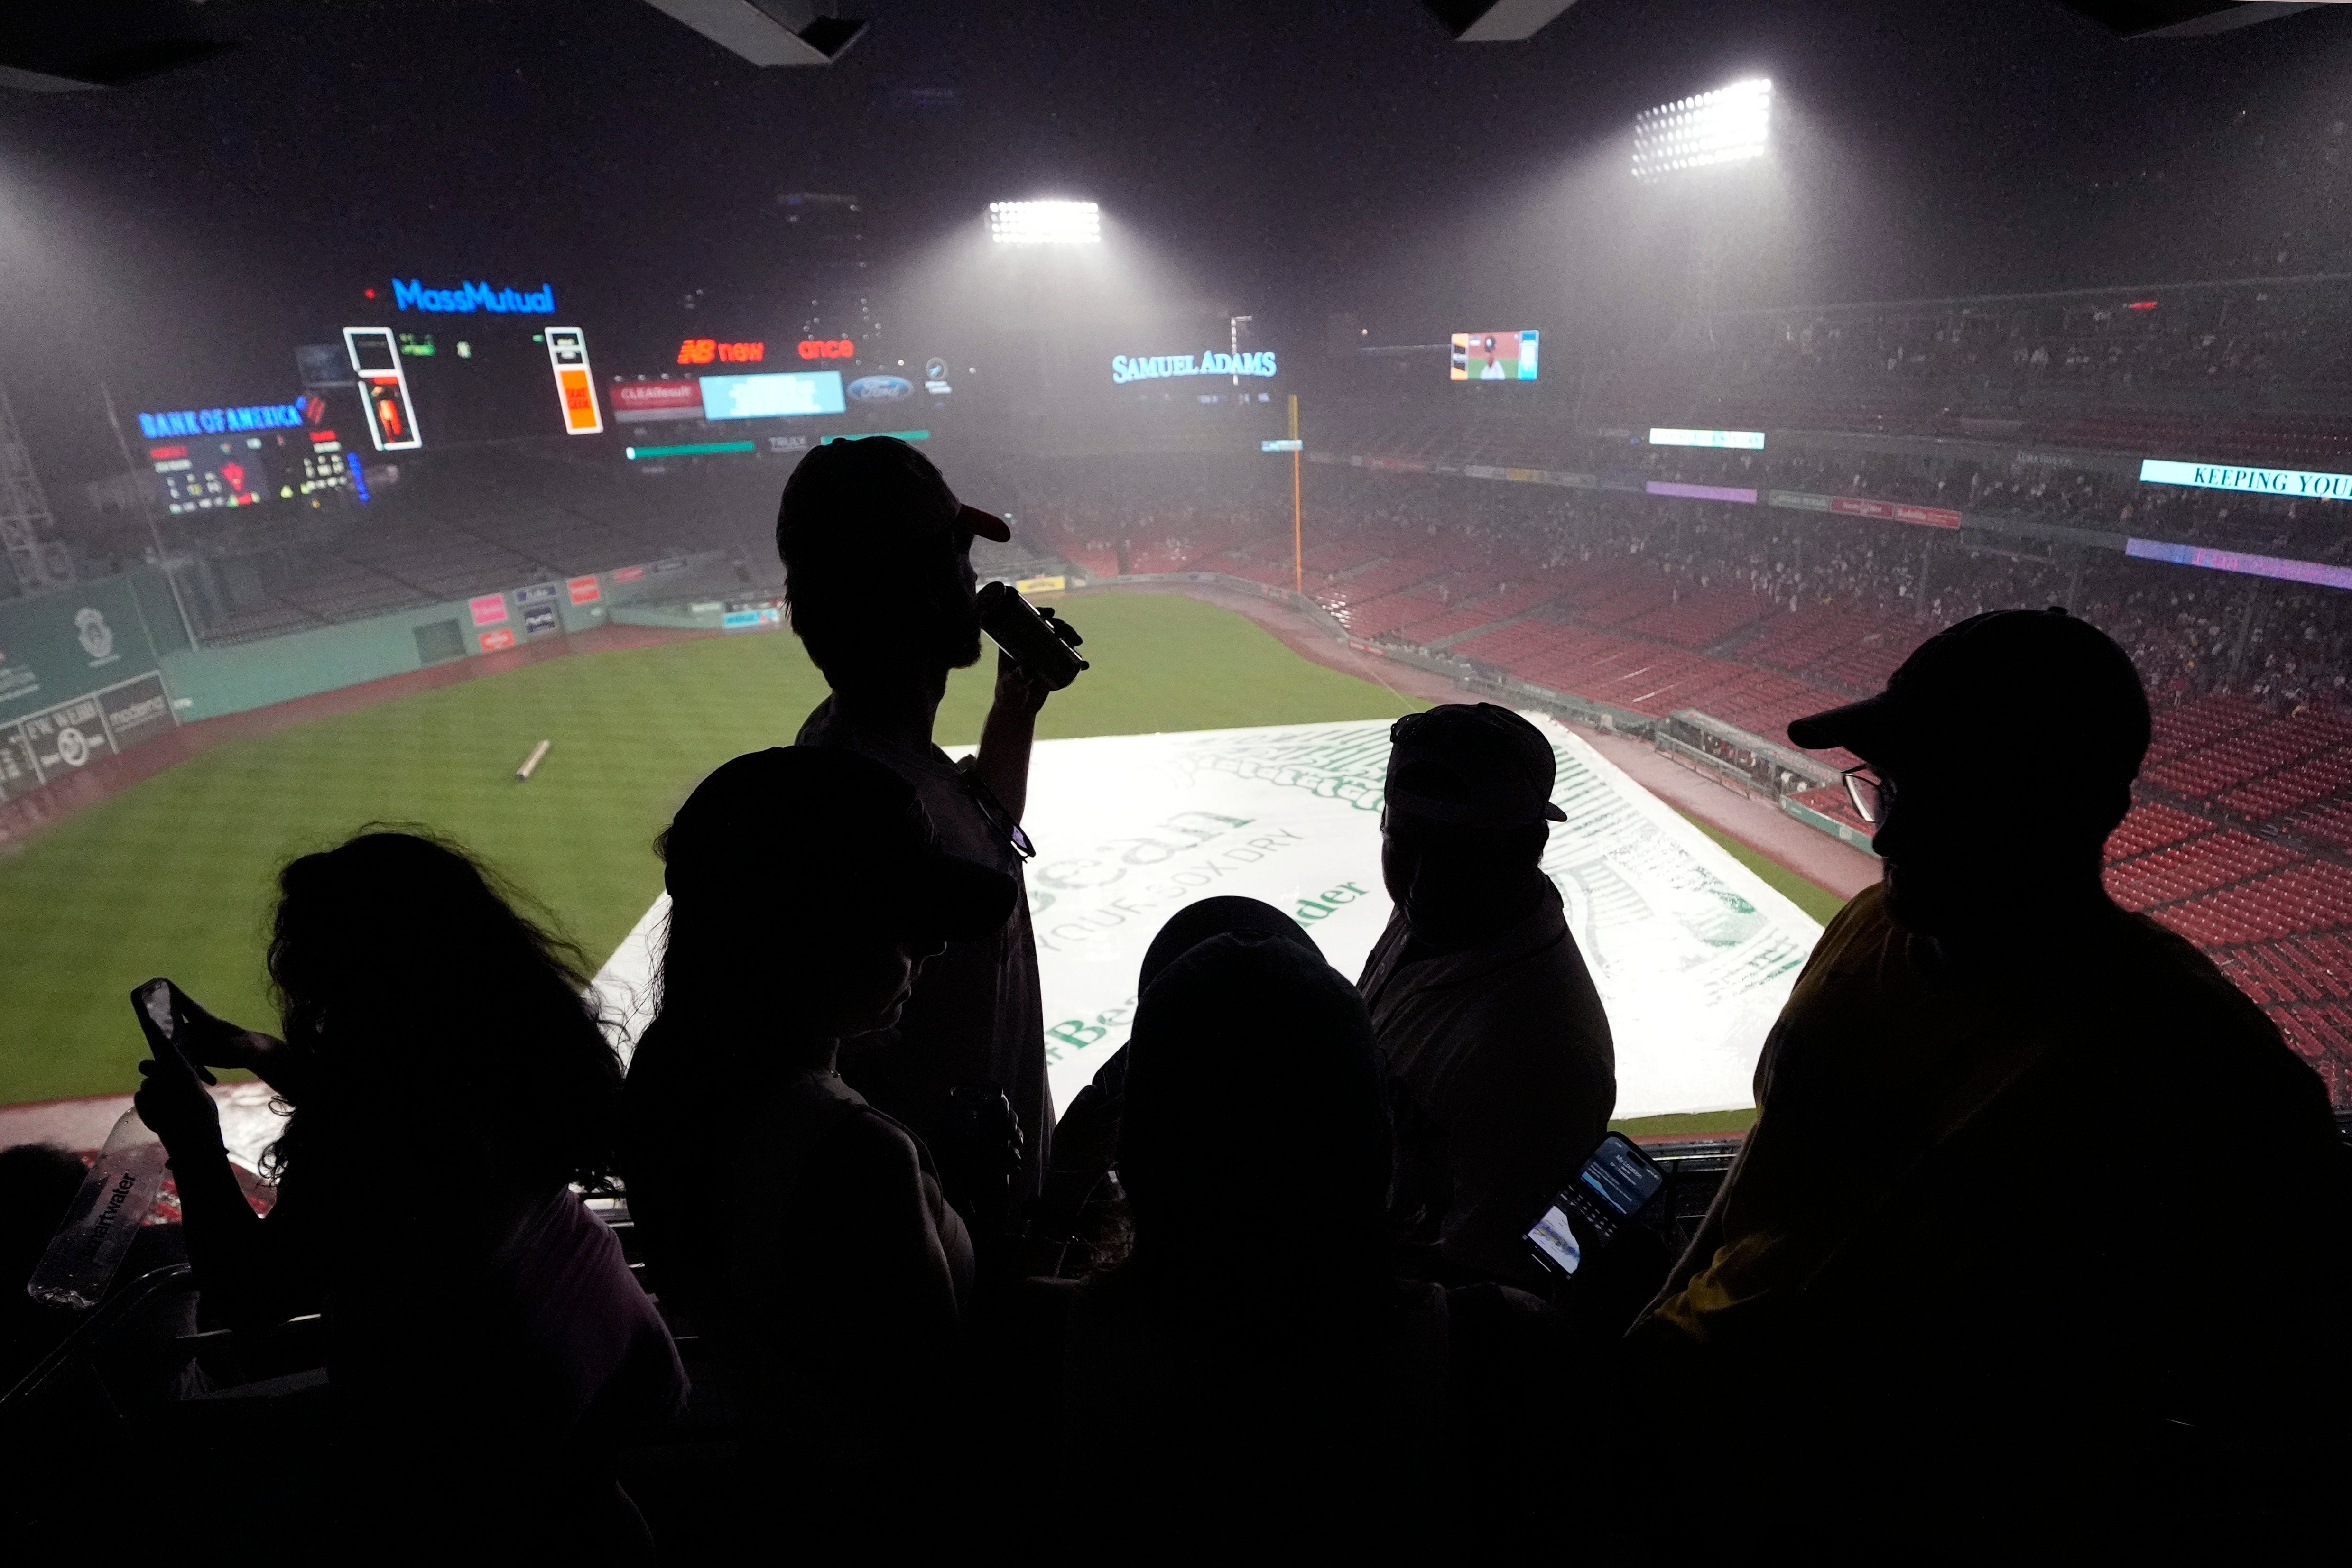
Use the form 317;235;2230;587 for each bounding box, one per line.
964;772;1037;860
1841;764;1893;826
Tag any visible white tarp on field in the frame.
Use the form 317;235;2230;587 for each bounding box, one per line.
590;715;1824;1121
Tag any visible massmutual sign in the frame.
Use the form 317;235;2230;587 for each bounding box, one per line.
1111;350;1278;385
390;278;556;314
2139;458;2352;501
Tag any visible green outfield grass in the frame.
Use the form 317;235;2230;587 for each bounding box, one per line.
0;593;1422;1104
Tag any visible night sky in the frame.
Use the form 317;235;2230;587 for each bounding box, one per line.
7;0;2352;488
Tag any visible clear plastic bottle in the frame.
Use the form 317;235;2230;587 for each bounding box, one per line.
25;1109;169;1310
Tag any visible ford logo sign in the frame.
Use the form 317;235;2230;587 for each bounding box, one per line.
847;375;914;403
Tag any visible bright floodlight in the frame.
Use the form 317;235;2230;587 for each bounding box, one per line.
988;201;1102;245
1631;79;1772;183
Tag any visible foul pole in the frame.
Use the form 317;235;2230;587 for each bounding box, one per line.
1289;394;1302;595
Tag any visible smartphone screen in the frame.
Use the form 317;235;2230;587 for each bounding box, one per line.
137;978;176;1042
1579;1133;1665;1219
1527;1205;1583;1277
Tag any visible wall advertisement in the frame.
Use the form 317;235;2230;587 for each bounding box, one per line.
0;671;176;804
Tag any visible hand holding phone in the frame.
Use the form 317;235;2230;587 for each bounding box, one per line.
130;978;223;1157
1525;1133;1667;1282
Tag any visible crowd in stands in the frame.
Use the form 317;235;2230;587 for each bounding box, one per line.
1012;452;2352;1098
6;438;2349;1556
1580;274;2352;428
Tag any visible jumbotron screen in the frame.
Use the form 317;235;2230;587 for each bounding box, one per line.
1451;329;1539;382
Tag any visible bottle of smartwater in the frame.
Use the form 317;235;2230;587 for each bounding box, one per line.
25;1109;169;1310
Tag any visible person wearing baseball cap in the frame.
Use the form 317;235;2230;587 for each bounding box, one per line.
1357;703;1615;1288
1629;609;2345;1553
777;436;1071;1211
622;745;1018;1545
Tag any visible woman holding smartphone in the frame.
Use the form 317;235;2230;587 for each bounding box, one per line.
132;830;684;1559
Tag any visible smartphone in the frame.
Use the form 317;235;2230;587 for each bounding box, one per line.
131;978;216;1085
1524;1132;1666;1281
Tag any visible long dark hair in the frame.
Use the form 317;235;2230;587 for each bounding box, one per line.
262;829;620;1191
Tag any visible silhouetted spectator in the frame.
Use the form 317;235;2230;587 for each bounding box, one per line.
621;747;1017;1542
1627;609;2352;1556
985;927;1565;1550
779;436;1065;1206
1038;895;1323;1236
132;831;684;1560
1359;704;1615;1286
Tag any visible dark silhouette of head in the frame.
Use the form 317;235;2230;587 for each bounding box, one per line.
1788;608;2151;943
652;747;1016;1068
263;830;619;1190
1380;704;1564;948
1117;932;1390;1289
1137;895;1322;995
774;437;1010;698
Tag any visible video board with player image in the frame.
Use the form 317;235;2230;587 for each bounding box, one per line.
1450;329;1539;382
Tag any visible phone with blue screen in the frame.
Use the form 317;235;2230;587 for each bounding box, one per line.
1525;1132;1666;1280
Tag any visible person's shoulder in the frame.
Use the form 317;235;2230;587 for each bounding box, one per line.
824;1102;929;1177
2106;907;2335;1123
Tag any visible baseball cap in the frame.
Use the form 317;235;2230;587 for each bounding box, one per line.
1384;703;1568;828
1787;607;2150;781
662;747;1017;943
778;436;1009;544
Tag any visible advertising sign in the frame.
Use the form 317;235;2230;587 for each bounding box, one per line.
137;403;305;440
847;375;914;403
0;580;145;723
1647;480;1757;504
545;327;603;435
610;381;704;423
567;574;602;605
522;605;560;636
2139;458;2352;501
1828;496;1961;529
469;594;508;627
0;672;175;804
1450;331;1538;382
343;327;423;451
1111;350;1279;385
1649;427;1765;450
479;628;517;653
699;372;847;421
389;278;555;314
678;339;766;365
2125;537;2352;590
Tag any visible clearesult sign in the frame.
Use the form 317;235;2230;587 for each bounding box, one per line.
2139;457;2352;500
1111;350;1278;385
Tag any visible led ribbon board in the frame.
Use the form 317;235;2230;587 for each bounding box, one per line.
342;327;422;451
545;328;602;435
2139;458;2352;501
1650;427;1765;450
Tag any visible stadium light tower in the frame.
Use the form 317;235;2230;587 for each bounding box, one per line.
988;201;1102;245
1631;79;1772;183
